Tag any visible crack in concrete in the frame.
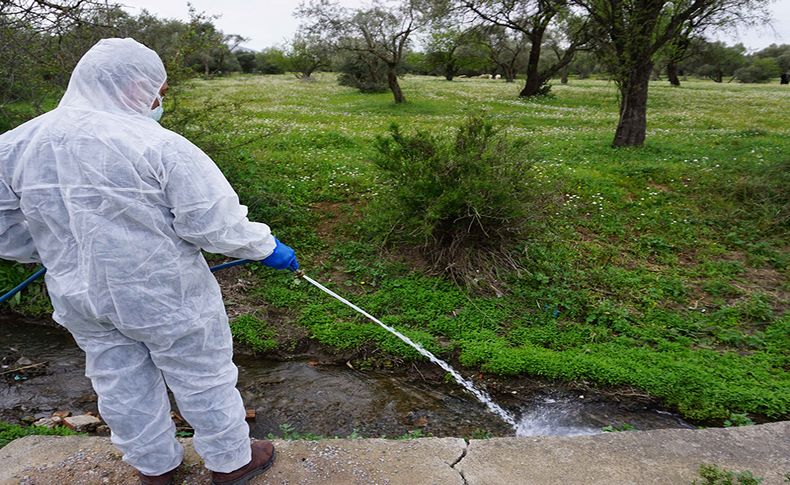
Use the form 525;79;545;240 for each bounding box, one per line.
449;438;470;485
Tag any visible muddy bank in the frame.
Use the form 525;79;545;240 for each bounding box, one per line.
1;317;97;424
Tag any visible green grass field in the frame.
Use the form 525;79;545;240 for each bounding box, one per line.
4;74;789;423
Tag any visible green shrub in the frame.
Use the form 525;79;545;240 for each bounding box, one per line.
161;97;267;158
254;48;288;75
728;159;789;237
372;115;551;290
735;58;781;83
337;52;389;93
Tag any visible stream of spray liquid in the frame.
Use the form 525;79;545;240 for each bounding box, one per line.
299;273;519;430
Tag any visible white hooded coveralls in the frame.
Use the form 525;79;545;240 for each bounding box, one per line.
0;38;277;474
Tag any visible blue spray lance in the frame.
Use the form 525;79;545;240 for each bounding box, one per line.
0;258;255;304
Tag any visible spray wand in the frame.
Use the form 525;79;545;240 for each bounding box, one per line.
293;269;518;428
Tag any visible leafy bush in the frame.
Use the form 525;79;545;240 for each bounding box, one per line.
735;58;781;83
337;52;390;93
372;116;551;291
161;97;269;157
727;159;790;236
255;48;289;75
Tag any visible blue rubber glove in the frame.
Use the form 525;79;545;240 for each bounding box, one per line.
260;238;299;271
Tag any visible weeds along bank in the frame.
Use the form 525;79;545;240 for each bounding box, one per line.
2;74;788;424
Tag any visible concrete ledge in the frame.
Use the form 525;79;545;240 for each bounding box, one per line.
0;435;466;485
459;422;790;485
0;422;787;484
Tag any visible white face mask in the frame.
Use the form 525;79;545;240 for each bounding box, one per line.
148;94;164;122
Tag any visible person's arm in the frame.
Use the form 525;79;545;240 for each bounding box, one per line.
0;178;39;263
162;137;277;261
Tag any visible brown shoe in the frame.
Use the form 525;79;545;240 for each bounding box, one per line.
211;440;276;485
138;465;178;485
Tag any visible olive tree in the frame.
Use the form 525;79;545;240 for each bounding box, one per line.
1;1;245;129
473;25;529;82
297;0;431;103
1;0;120;124
423;26;486;80
682;39;747;82
574;0;769;147
735;57;781;83
754;44;790;80
287;31;333;80
453;0;590;96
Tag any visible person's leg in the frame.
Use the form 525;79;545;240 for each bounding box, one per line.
145;310;251;473
64;319;183;476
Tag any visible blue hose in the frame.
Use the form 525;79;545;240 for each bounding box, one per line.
208;258;253;273
0;259;254;304
0;267;47;304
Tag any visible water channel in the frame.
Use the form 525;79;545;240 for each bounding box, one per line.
1;314;693;439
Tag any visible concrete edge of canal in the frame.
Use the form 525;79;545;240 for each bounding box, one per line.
0;421;788;484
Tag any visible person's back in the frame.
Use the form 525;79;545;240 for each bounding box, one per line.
0;38;295;484
3;105;186;325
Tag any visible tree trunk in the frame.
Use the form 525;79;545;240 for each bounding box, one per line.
561;69;569;84
519;31;545;97
388;69;406;103
650;67;660;81
444;62;455;81
298;67;314;81
520;73;546;96
303;63;319;80
667;62;680;87
613;63;652;147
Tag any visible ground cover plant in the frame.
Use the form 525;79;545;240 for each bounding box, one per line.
693;464;764;485
2;73;788;424
230;314;278;353
0;422;81;449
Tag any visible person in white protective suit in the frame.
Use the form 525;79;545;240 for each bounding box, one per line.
0;38;297;485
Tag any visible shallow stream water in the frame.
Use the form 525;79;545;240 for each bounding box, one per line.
1;314;693;438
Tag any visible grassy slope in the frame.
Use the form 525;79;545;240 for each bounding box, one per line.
4;74;788;422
